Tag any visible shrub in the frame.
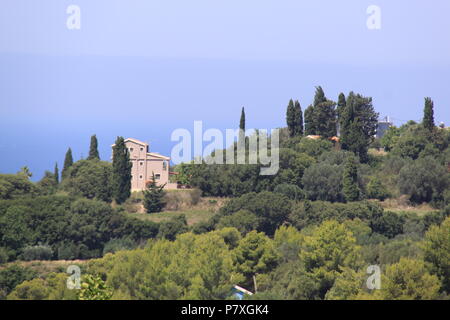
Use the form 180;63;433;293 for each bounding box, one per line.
157;215;188;241
21;244;54;261
274;183;305;201
302;163;344;202
102;237;137;255
366;177;390;200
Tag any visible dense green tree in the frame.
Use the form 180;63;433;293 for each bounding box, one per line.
294;100;304;136
286;99;303;137
0;174;37;200
62;148;74;180
423;97;435;131
398;156;449;204
382;258;441;300
304;105;316;135
143;173;166;213
54;163;59;185
0;264;37;299
423;217;450;292
239;106;245;132
366;176;389;200
217;210;260;235
339;92;378;162
37;171;58;195
342;156;360;202
78;274;113;300
299;220;361;298
336;92;346;119
87;134;100;160
111;136;132;204
233;231;278;290
302;163;344;202
62;160;112;202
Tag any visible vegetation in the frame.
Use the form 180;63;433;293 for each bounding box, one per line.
1;90;449;300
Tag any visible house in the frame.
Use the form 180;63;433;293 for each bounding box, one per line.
376;116;393;139
113;138;177;191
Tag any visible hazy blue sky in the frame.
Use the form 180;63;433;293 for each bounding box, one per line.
1;1;449;180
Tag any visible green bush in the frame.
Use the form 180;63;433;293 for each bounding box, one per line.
21;244;54;261
274;183;305;201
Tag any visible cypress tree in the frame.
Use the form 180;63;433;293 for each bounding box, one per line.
286;99;296;137
62;148;74;179
311;86;337;138
423;97;435;131
239;107;246;132
340;92;378;163
54;162;59;185
88;134;100;160
112;136;132;204
294;100;304;136
337;93;346;119
343;156;360;202
304;105;316;135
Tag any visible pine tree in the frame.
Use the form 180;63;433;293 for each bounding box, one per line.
343;156;360;202
286;99;296;137
337;93;346;120
143;173;167;213
62;148;74;180
88;134;100;160
112;136;132;204
313;86;327;107
304;105;316;135
54;162;59;185
423;97;435;131
294;100;304;136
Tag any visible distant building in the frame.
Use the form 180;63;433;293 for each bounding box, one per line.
113;138;177;191
376;116;393;139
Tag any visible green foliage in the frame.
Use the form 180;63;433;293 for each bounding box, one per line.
7;273;77;300
62;147;74;180
232;231;278;289
0;196;159;260
340;92;378;163
382;258;441;300
157;214;188;241
305;87;337;138
398;156;449;204
286;99;303;137
112;136;132;204
299;220;361;298
302;162;344;202
423;97;435;131
0;264;37;299
20;244;54;261
366;176;390;200
343;156;360;202
102;237;138;255
87;134;100;160
61;159;112;202
216;192;292;236
143;173;166;213
217;210;260;235
273;183;305;201
78;274;113;300
37;170;58;195
102;232;239;299
423;217;450;292
0;174;37;200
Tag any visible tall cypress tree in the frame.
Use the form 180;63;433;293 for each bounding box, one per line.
337;93;346;119
62;148;73;179
239;107;246;132
343;156;360;202
340;92;378;163
88;134;100;160
54;162;59;185
304;105;316;135
286;99;296;137
294;100;303;136
423;97;435;131
112;136;132;204
311;86;337;138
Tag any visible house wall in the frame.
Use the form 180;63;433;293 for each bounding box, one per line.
122;139;170;191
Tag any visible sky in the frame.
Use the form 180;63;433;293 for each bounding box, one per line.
0;0;449;180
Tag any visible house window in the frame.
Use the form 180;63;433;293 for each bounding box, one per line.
139;175;143;179
130;148;134;152
140;147;144;151
140;162;143;166
155;174;161;180
163;161;167;171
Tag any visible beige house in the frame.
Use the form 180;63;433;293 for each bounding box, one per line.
115;138;176;191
